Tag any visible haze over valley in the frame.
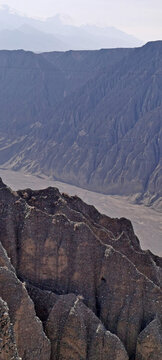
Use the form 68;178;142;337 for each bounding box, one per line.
0;5;142;51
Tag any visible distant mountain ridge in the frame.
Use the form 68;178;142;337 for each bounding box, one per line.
0;41;161;210
0;5;142;51
0;25;66;52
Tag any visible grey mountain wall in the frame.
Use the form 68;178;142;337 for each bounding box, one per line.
0;42;161;210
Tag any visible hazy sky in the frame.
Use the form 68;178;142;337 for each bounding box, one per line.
0;0;162;41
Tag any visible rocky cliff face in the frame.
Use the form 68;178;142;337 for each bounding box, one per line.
0;42;161;210
0;178;161;360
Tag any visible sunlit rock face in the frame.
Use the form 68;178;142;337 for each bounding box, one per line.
0;178;161;360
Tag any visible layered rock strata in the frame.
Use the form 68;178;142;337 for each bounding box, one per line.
0;178;161;360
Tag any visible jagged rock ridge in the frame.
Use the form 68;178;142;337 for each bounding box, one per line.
0;178;161;359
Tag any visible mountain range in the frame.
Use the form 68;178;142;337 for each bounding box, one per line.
0;5;142;51
0;41;161;209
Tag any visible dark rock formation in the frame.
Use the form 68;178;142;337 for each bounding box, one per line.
0;266;51;360
0;42;162;209
0;230;51;360
0;179;161;360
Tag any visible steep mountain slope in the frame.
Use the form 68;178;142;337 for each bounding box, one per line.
0;42;161;209
40;41;162;207
0;178;161;359
0;47;130;134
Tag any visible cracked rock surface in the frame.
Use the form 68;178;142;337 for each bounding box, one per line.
0;178;161;359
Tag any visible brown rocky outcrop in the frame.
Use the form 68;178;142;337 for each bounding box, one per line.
0;297;20;360
0;266;51;360
45;293;128;360
17;187;162;287
135;318;162;360
0;238;51;360
0;178;161;360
